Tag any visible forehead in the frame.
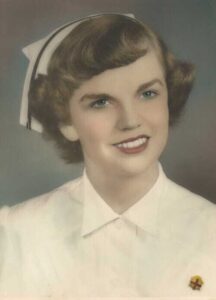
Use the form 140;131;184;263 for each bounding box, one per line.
71;51;165;99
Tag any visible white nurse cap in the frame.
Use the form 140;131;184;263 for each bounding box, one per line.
20;13;135;133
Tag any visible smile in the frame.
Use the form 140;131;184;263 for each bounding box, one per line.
113;135;149;154
116;136;147;148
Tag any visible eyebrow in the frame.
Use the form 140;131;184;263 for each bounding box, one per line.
80;78;164;102
136;78;164;95
80;93;113;102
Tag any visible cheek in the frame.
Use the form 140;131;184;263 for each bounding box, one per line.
142;101;169;129
154;106;169;126
75;114;114;142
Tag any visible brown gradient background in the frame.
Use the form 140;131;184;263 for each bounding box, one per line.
0;0;215;206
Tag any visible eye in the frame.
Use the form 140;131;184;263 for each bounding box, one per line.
90;97;110;109
141;90;158;100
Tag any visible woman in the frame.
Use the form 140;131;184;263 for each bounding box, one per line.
0;14;215;297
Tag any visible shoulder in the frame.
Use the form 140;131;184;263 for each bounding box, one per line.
158;177;216;294
164;178;216;215
159;177;216;247
0;176;84;235
0;176;85;287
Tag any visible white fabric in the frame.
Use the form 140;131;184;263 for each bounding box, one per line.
0;165;216;298
20;19;84;133
20;13;135;133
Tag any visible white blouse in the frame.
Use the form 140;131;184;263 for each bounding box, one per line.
0;165;216;298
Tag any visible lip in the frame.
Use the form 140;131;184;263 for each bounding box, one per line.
113;134;149;145
113;134;150;154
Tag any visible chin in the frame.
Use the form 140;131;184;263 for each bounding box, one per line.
113;156;159;178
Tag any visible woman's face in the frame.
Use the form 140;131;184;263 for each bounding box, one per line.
62;51;169;177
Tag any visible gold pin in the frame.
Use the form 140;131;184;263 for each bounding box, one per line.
189;275;204;290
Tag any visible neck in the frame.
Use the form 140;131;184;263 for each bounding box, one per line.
85;162;159;214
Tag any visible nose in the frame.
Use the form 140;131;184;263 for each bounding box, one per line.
116;103;142;131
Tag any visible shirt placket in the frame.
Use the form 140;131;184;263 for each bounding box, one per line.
100;217;138;296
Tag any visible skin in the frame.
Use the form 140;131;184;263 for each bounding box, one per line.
60;50;169;213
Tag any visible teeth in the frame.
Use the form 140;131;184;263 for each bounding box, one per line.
116;137;147;149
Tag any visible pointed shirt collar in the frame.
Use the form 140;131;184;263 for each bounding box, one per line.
81;163;167;237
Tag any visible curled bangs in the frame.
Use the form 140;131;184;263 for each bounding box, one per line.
48;15;154;81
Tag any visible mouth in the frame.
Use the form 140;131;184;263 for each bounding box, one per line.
113;135;150;154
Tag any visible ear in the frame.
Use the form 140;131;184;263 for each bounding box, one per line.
59;125;79;142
